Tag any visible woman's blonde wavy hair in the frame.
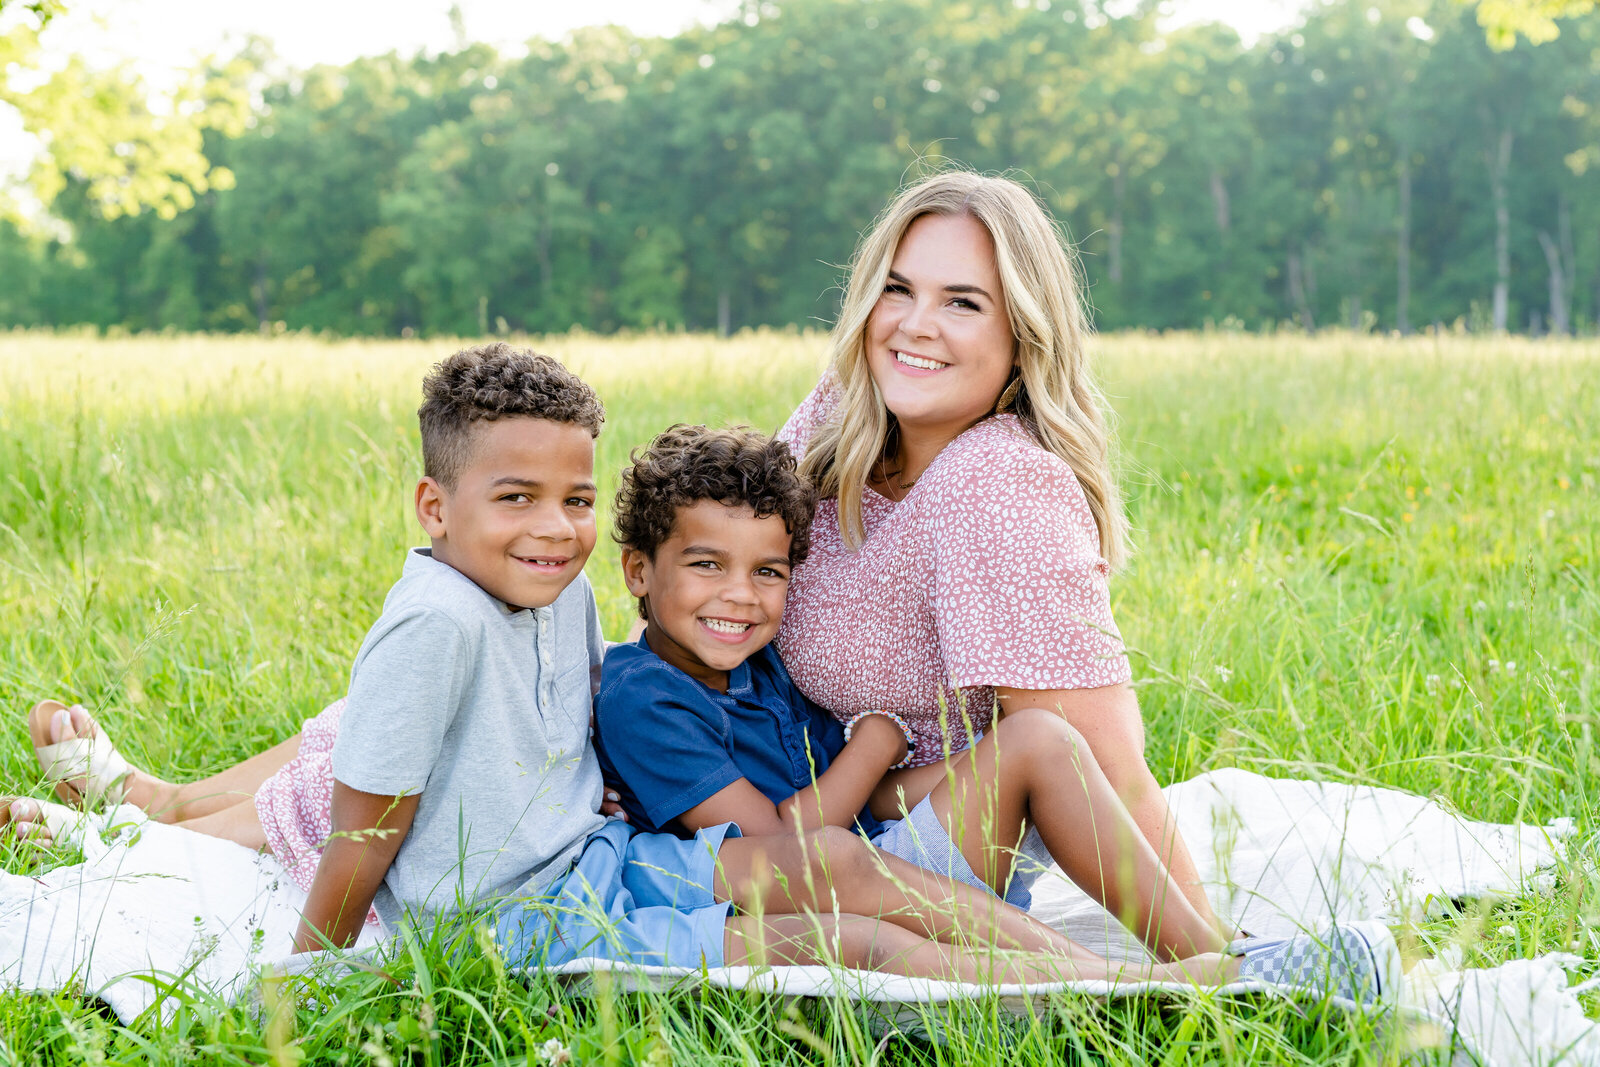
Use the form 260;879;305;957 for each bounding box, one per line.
799;170;1129;568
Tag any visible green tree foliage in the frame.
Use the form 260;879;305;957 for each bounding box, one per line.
1467;0;1597;49
1;0;1597;335
0;0;249;222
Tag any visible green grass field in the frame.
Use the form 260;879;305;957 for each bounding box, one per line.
0;330;1596;1064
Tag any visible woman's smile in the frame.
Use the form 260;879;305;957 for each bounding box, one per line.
891;350;950;373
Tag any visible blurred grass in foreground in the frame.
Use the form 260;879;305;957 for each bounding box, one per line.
0;329;1595;1063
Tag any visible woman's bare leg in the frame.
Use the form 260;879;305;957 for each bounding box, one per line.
170;795;269;850
30;700;301;822
134;737;302;823
878;707;1226;962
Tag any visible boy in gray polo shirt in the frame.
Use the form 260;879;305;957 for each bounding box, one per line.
292;343;614;948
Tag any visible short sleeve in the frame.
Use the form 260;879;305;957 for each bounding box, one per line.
931;447;1131;692
582;582;606;697
332;607;470;796
595;667;745;833
776;372;841;460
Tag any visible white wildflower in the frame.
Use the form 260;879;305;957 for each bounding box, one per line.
1425;674;1441;693
1215;666;1233;682
538;1038;573;1065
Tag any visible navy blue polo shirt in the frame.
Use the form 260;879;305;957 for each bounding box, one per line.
595;635;883;839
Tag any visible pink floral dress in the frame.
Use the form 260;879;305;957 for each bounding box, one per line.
253;701;348;891
775;380;1131;767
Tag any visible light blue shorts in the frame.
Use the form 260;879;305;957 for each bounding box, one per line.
871;795;1052;911
495;819;736;969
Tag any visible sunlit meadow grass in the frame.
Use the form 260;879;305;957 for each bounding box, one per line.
0;329;1596;1063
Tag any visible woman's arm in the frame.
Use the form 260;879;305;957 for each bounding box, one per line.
291;782;420;953
677;714;906;836
993;682;1224;933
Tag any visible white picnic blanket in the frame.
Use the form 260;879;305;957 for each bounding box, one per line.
0;769;1591;1065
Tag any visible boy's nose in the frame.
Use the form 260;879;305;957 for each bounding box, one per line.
721;573;760;604
525;503;576;542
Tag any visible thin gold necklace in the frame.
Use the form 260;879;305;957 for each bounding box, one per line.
876;458;916;499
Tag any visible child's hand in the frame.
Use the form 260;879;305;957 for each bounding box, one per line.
601;788;628;822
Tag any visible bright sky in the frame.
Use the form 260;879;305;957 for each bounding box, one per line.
1;0;1310;179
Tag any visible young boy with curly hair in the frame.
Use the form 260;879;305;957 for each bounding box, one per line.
506;424;1121;980
584;424;1399;999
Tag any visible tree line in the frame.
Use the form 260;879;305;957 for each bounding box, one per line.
1;0;1597;336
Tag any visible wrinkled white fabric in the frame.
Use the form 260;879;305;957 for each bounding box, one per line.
0;770;1589;1066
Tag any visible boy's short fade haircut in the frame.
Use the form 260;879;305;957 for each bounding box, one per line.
419;342;604;489
614;425;816;612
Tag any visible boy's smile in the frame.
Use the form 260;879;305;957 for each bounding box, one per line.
416;417;598;610
621;501;793;691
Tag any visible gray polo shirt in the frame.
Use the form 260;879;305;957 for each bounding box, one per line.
331;549;606;931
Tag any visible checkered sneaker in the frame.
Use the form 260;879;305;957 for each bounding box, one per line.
1231;920;1401;1006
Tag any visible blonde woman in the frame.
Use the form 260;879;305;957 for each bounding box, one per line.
776;170;1229;960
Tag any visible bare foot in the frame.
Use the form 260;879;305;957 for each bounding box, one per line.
27;700;150;810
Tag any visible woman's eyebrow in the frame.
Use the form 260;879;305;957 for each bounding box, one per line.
944;282;993;299
886;270;992;300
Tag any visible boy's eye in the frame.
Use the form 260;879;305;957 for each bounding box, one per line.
755;566;789;580
689;560;719;570
499;493;530;504
566;497;594;509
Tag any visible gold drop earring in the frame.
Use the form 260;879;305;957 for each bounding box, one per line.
994;371;1022;415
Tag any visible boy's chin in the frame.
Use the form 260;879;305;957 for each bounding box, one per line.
488;580;568;612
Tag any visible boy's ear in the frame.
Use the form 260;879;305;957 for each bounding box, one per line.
415;478;448;539
619;545;651;599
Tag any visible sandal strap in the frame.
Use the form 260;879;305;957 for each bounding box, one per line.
4;796;89;849
35;734;131;809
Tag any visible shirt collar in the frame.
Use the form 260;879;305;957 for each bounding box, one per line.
634;631;757;699
407;547;536;622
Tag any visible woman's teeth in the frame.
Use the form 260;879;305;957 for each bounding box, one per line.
895;351;945;371
703;619;752;634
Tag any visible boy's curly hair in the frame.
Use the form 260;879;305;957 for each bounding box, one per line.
614;425;816;614
419;342;604;488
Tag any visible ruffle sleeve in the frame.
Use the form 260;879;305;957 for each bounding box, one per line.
930;434;1131;693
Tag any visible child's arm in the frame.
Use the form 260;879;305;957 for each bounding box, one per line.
677;713;907;836
291;782;420;953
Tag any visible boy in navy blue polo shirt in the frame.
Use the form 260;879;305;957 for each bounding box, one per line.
591;424;1401;1002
